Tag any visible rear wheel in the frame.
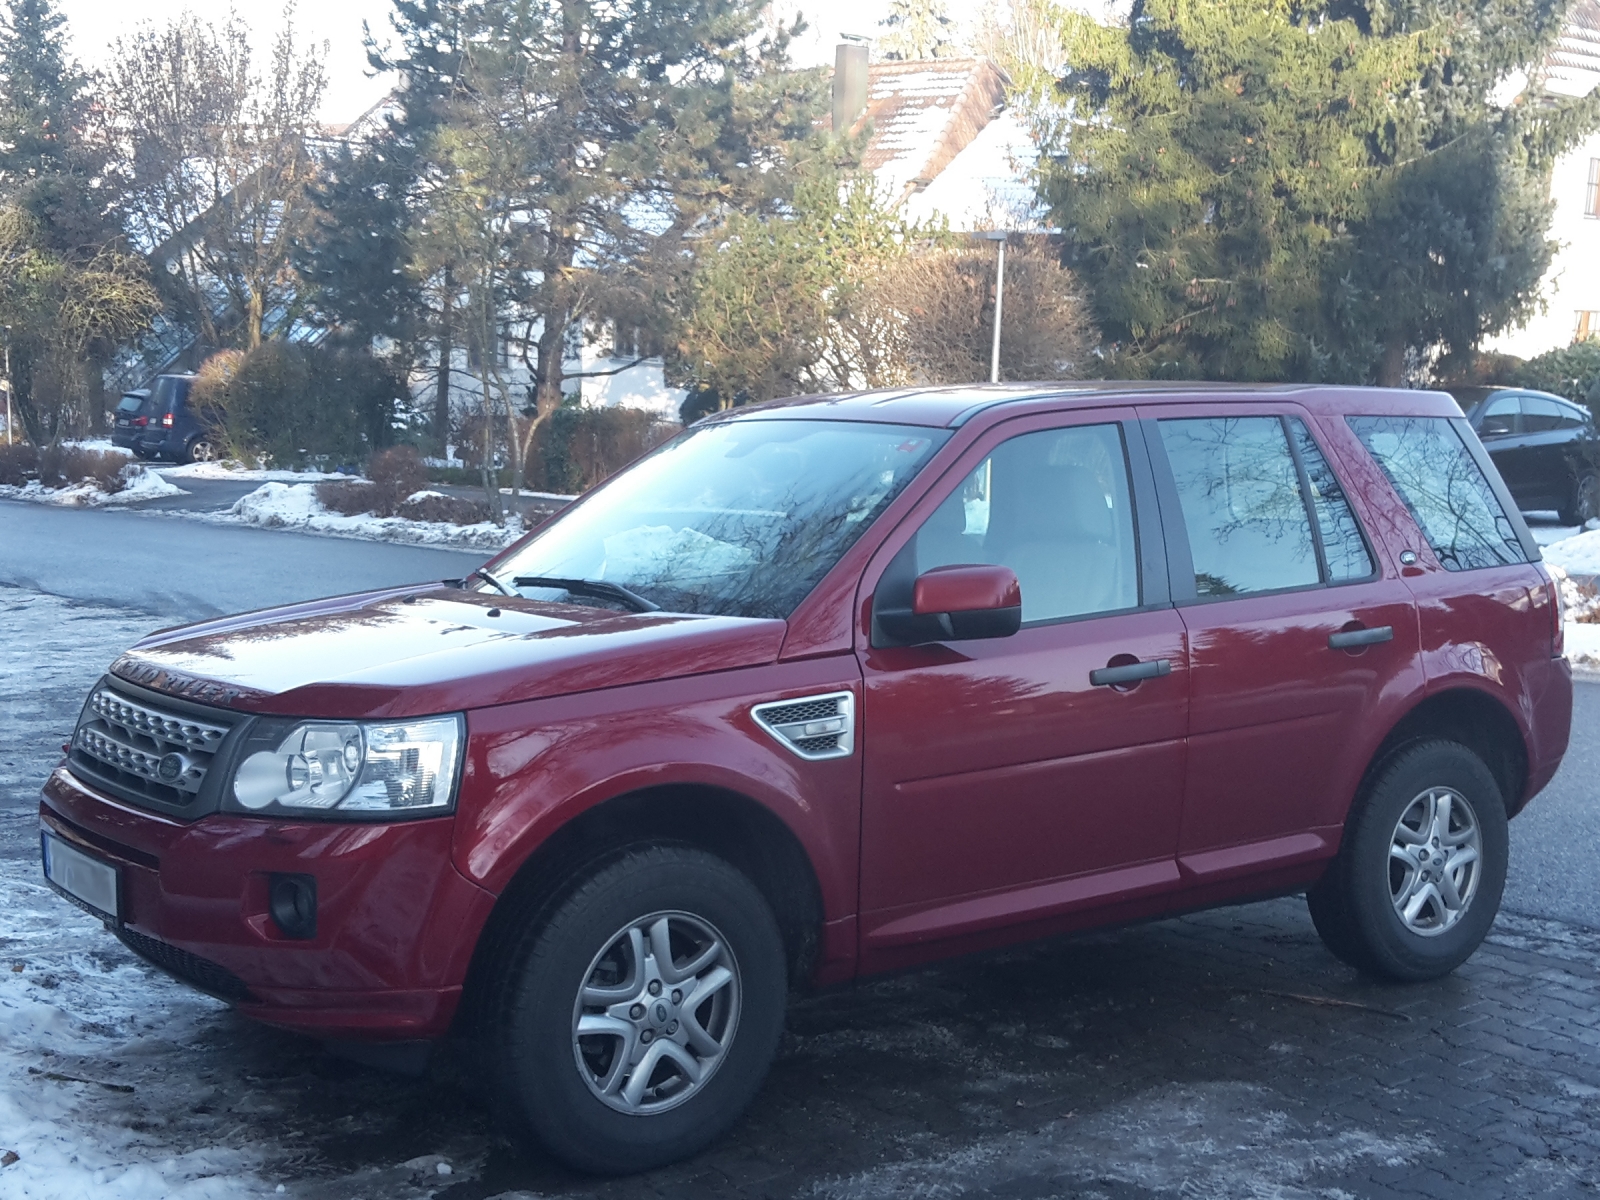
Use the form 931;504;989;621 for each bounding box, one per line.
485;845;787;1174
1308;740;1507;982
182;437;217;465
1559;471;1598;526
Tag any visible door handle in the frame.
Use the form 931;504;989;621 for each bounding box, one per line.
1090;658;1172;687
1328;625;1393;650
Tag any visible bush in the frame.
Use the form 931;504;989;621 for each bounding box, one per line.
397;491;493;524
315;479;379;516
0;442;37;486
39;446;130;493
535;406;678;494
367;446;429;516
1511;340;1600;412
195;343;404;468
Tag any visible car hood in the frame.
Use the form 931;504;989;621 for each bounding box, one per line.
109;584;788;719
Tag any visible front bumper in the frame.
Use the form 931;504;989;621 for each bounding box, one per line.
41;766;497;1040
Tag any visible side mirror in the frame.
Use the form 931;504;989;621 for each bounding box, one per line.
879;564;1022;643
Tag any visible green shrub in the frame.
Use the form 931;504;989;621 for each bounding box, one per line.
535;406;678;494
1510;340;1600;411
195;343;404;468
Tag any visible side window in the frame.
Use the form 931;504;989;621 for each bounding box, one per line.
1158;416;1320;597
1288;419;1374;582
914;422;1140;623
1348;416;1528;571
1521;396;1583;433
1479;395;1519;437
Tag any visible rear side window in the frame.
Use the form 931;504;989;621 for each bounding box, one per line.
1159;416;1321;596
1288;419;1374;582
1348;416;1527;571
1522;396;1586;432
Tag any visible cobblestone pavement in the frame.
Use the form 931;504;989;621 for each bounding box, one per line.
4;585;1599;1199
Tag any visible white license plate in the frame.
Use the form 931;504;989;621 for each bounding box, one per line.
41;832;120;921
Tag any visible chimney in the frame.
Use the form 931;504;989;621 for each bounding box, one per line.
833;41;869;134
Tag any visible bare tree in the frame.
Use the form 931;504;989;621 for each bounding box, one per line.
98;5;327;353
868;241;1097;384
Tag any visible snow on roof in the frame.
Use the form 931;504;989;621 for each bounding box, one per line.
898;107;1050;232
832;58;1012;208
1544;0;1600;98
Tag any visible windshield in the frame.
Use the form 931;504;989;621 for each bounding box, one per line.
491;419;947;619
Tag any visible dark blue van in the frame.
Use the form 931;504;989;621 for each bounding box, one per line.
111;375;221;464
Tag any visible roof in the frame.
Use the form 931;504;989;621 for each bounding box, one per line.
830;58;1011;208
1544;0;1600;97
708;382;1462;429
898;108;1049;230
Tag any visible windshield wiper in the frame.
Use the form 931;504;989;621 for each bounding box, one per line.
512;575;660;613
466;567;516;596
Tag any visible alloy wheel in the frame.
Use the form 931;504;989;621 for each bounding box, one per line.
571;910;741;1115
1388;787;1482;937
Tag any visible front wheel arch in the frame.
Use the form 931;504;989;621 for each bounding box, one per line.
457;784;825;1036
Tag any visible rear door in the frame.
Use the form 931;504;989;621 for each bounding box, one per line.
1519;395;1589;512
1141;404;1424;893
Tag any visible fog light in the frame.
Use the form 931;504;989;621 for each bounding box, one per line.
269;873;317;940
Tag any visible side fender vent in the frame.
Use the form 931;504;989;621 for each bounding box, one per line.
751;692;856;761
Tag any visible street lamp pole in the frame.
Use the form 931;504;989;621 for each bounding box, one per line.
983;231;1007;384
2;333;10;447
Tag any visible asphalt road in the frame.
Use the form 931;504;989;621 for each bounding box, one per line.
0;498;485;622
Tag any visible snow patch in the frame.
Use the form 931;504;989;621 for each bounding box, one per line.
1542;523;1600;576
223;482;523;551
153;462;347;483
0;466;187;509
811;1081;1433;1199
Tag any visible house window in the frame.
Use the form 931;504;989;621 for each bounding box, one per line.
1587;158;1600;217
1576;311;1600;341
610;322;660;360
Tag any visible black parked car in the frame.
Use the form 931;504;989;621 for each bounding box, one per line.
110;374;221;464
1450;386;1600;525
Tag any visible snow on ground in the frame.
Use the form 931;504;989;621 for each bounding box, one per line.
1542;524;1600;576
0;469;188;510
0;589;481;1200
152;463;345;484
221;482;524;552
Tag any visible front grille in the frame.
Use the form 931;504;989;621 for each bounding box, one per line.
71;682;234;811
751;692;855;761
116;927;256;1003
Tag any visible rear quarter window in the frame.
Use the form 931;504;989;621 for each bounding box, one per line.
1347;415;1527;571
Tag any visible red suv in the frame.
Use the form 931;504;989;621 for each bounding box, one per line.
40;384;1571;1172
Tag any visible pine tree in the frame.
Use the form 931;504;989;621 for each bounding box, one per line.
879;0;958;61
1024;0;1600;383
0;0;108;253
351;0;828;495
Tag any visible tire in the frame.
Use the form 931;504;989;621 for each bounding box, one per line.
181;437;217;466
1558;472;1598;526
484;845;787;1174
1307;739;1507;982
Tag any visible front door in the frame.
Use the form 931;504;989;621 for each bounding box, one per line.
856;409;1190;969
1141;406;1424;892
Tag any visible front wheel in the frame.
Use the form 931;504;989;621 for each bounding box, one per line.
1308;739;1507;982
485;845;787;1174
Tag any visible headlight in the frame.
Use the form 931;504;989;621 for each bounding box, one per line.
228;714;463;819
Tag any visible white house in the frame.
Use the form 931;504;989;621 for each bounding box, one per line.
1487;1;1600;359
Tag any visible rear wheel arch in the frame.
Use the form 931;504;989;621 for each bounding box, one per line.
458;784;826;1030
1352;687;1529;825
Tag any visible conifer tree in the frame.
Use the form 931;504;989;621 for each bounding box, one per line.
880;0;958;61
1022;0;1600;383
